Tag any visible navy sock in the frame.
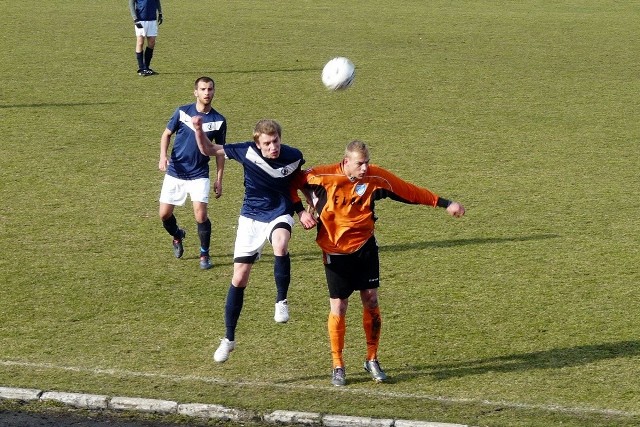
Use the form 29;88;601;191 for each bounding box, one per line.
274;253;291;302
224;285;245;341
162;215;180;238
198;219;211;256
136;51;144;70
144;47;154;69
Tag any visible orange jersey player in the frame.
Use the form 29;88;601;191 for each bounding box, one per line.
292;139;465;386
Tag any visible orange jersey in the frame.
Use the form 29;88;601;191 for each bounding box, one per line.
294;163;441;254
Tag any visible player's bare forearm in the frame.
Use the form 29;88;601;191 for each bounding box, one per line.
159;131;172;171
215;157;225;178
214;158;225;198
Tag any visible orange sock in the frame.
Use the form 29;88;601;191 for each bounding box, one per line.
363;306;381;361
328;313;346;368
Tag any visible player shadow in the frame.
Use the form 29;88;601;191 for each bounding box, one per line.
378;233;559;253
392;340;640;382
277;340;640;385
0;101;119;109
287;233;560;260
274;369;396;386
187;233;560;276
159;66;319;77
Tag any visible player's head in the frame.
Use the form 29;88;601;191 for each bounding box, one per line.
343;140;370;181
253;119;282;159
194;76;215;88
194;76;215;106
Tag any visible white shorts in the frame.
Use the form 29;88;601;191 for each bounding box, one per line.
134;20;159;37
159;175;210;205
233;214;295;260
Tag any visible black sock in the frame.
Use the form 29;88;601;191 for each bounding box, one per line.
162;215;180;238
274;253;291;302
225;285;245;341
144;47;154;69
136;51;144;70
198;219;211;256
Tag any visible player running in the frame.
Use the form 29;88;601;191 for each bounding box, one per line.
293;140;465;386
191;115;315;362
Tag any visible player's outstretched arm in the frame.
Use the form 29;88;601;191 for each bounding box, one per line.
446;201;465;218
213;158;224;199
191;115;225;157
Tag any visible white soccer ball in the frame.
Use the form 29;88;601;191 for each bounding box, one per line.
321;57;355;91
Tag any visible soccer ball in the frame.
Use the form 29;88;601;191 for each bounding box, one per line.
321;57;355;91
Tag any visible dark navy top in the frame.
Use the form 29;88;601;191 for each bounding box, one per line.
224;142;304;222
131;0;161;21
166;103;226;180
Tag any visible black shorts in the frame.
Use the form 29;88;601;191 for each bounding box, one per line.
323;237;380;300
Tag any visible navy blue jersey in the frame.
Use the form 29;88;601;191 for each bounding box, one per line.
224;142;305;222
166;103;226;180
131;0;161;21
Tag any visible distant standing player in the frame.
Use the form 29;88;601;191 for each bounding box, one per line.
159;76;226;270
293;140;465;386
191;115;315;362
129;0;163;76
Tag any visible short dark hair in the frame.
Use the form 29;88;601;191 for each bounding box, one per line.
194;76;215;88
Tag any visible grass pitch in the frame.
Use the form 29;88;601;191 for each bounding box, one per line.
1;1;639;426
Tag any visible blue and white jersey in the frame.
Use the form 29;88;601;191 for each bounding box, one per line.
132;0;161;21
166;103;226;180
224;142;305;222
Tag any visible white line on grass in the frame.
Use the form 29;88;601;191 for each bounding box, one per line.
1;359;636;418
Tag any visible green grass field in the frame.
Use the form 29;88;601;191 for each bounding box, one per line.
1;1;639;426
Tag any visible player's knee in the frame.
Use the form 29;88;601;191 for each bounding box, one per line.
270;225;292;253
232;272;250;287
159;207;173;220
361;290;379;308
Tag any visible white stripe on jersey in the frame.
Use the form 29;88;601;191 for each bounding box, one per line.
179;110;224;132
246;147;302;178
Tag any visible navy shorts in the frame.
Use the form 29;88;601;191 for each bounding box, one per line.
323;237;380;300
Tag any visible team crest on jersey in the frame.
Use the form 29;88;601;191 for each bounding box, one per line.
355;183;367;196
280;166;293;176
202;121;224;132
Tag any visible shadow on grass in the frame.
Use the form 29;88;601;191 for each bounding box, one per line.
158;66;320;76
288;233;560;259
289;233;560;262
181;233;559;276
277;341;640;385
394;340;640;381
378;233;560;252
0;101;120;109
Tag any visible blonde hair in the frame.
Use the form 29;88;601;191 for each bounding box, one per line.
253;119;282;143
345;139;369;158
